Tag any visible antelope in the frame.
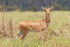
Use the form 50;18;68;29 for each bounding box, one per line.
15;7;53;41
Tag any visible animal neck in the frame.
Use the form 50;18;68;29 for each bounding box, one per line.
44;13;50;23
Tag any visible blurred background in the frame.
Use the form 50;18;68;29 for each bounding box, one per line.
0;0;70;11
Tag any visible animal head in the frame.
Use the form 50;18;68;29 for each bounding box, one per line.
42;6;54;14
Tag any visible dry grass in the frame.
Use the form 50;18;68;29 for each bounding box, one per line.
0;11;70;47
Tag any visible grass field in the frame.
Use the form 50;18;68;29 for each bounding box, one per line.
0;11;70;47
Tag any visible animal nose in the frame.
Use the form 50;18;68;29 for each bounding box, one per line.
47;13;50;15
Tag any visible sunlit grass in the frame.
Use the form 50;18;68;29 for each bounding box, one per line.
0;11;70;47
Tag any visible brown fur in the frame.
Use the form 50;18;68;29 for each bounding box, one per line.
16;7;53;41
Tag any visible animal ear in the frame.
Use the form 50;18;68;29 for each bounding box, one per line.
48;6;54;11
42;7;47;11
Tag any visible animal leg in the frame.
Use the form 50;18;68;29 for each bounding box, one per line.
41;31;46;43
15;30;23;39
38;32;42;40
21;31;28;40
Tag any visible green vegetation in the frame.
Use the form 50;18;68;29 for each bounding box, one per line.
0;0;70;11
0;11;70;47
